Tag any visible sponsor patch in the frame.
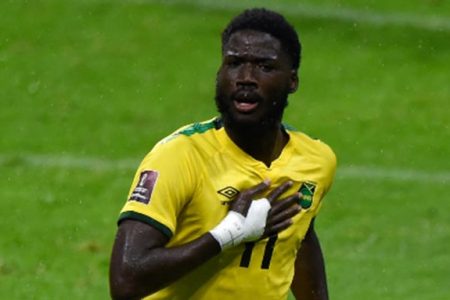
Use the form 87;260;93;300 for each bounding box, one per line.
129;170;159;204
298;182;316;209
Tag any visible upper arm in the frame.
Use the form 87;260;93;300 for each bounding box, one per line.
291;219;328;300
113;219;169;260
109;220;169;299
295;219;318;266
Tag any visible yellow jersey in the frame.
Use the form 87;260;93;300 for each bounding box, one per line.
119;117;336;300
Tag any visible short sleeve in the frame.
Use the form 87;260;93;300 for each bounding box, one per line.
118;136;197;238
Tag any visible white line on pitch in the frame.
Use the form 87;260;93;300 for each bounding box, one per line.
338;165;449;184
126;0;450;32
1;153;449;184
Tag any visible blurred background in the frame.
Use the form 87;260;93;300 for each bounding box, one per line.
1;0;449;299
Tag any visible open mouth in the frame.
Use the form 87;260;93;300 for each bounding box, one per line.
232;92;261;113
233;99;259;113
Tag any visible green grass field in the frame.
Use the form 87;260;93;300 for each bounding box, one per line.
1;0;449;299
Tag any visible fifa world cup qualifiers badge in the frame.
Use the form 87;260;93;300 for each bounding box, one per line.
129;170;159;204
299;182;316;209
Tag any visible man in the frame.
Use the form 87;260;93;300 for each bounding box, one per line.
110;8;336;300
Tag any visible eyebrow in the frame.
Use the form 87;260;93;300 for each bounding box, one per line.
224;50;278;61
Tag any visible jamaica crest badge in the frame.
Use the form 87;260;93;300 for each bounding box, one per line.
298;182;316;209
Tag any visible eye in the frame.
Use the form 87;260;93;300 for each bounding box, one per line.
227;60;241;68
258;63;273;72
223;56;241;69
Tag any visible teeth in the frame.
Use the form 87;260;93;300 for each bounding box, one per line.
236;99;256;103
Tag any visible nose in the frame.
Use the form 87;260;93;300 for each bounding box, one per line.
236;63;257;89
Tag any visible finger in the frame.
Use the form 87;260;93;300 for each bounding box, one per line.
269;193;300;216
244;179;271;198
230;180;271;215
266;204;301;227
263;219;293;238
266;181;293;204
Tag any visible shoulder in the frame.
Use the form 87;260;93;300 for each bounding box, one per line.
289;128;336;158
145;117;222;161
133;119;221;188
287;127;337;174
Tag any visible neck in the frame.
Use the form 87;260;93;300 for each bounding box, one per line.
224;121;288;167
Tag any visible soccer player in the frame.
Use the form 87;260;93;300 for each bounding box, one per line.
110;8;336;300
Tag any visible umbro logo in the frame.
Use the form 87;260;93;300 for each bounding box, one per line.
217;186;239;200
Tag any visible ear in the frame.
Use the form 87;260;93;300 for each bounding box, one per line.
288;70;299;94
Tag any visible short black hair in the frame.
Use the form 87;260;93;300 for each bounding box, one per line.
221;8;301;70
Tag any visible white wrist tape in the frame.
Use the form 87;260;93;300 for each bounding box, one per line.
209;211;245;250
210;198;271;250
243;198;271;242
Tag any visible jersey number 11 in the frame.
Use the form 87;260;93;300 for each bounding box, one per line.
239;235;278;269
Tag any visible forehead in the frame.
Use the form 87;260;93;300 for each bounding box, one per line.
223;29;283;58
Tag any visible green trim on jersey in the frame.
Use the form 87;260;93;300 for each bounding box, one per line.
178;118;296;136
178;119;217;136
282;123;297;131
118;211;173;238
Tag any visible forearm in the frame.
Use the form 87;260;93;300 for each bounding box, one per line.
110;222;220;300
291;227;328;300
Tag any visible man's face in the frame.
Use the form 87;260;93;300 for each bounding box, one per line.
215;29;298;132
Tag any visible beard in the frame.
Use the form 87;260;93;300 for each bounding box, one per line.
215;83;289;135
